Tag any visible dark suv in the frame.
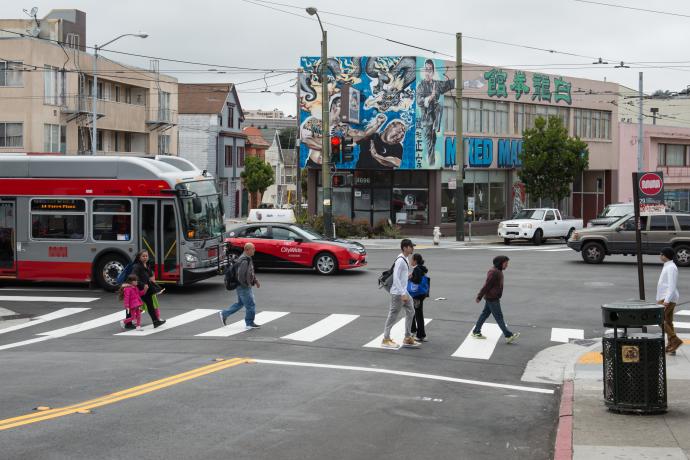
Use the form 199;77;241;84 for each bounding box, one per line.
568;212;690;266
587;203;634;227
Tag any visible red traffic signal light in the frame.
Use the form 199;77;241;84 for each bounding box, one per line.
330;136;342;163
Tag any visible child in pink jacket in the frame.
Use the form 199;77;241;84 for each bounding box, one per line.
118;274;148;331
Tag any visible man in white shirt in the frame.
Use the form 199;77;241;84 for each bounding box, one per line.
382;239;419;348
658;247;682;354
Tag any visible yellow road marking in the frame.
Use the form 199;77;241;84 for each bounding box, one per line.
0;358;252;431
578;351;603;364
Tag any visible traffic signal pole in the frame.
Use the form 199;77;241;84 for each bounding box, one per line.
455;32;465;241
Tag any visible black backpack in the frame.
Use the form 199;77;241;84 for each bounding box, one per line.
377;256;407;292
224;258;240;291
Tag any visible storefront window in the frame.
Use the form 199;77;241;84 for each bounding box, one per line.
393;188;428;224
442;170;507;222
489;171;506;220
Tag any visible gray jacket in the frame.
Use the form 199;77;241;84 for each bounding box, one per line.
236;254;256;287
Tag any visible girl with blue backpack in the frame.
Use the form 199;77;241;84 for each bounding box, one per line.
409;253;430;342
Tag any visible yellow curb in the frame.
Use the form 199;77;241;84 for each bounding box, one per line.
578;351;603;364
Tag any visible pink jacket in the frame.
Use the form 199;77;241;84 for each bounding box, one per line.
122;284;146;310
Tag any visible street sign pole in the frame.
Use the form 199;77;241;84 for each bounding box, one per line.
632;171;645;301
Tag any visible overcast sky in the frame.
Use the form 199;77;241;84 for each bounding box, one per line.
3;0;689;117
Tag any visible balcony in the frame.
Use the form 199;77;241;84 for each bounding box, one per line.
61;95;104;123
146;108;177;131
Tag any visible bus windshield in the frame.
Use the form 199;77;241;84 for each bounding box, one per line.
177;181;224;240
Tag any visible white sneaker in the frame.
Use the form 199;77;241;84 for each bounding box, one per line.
119;320;125;330
506;332;520;344
136;326;143;331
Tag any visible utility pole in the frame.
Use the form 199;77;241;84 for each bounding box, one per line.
455;32;465;241
320;31;333;238
634;71;645;300
295;67;302;210
91;46;98;155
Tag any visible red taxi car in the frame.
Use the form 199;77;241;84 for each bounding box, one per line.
224;223;367;275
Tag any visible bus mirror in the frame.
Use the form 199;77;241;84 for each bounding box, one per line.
192;197;202;214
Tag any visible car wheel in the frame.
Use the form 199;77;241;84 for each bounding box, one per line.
565;228;575;242
95;253;128;291
532;229;543;246
503;238;511;245
674;245;690;267
581;242;605;264
314;252;338;276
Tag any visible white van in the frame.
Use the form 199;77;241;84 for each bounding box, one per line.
246;208;296;224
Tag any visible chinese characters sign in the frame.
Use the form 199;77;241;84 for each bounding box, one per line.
484;68;572;105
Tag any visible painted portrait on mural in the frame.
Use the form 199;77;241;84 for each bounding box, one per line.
299;56;417;170
415;58;455;168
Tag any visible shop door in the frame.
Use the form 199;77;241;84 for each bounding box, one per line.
354;187;391;226
139;200;180;283
0;201;16;276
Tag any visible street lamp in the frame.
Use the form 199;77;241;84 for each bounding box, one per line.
91;33;148;155
306;7;333;237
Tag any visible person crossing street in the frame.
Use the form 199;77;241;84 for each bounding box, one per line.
471;255;520;344
658;247;682;355
381;239;419;348
219;243;262;329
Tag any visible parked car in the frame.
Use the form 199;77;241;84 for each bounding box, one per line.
568;212;690;266
587;203;634;227
225;223;366;275
498;208;583;245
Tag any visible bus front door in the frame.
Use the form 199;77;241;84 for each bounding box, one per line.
0;200;16;277
139;200;180;285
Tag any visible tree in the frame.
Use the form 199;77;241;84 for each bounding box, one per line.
240;156;275;206
518;116;588;205
278;127;298;150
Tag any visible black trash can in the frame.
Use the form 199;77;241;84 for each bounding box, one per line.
601;301;667;414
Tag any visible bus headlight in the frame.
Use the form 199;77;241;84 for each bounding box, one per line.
184;253;199;267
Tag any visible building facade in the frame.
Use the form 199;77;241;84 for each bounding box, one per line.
618;123;690;211
178;83;246;218
0;9;178;157
299;56;620;231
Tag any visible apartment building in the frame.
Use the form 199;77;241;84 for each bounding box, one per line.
0;9;178;156
178;83;246;218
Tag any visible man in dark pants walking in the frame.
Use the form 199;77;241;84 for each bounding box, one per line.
471;255;520;344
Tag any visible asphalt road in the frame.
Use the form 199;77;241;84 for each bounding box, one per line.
1;243;684;460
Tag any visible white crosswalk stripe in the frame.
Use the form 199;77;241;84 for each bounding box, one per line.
282;314;359;342
196;311;289;337
452;324;503;360
676;310;690;316
38;312;123;337
0;308;89;335
550;328;585;342
0;295;99;303
363;318;432;349
675;322;690;329
115;309;217;336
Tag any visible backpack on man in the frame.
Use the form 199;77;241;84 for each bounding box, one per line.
224;257;240;291
377;255;408;293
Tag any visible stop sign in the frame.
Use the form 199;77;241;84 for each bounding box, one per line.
638;172;663;196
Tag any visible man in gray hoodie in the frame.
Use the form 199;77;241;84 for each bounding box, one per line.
219;243;261;328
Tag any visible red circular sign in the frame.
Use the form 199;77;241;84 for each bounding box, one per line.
639;173;663;196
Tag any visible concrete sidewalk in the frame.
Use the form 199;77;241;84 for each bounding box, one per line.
564;334;690;460
352;235;503;250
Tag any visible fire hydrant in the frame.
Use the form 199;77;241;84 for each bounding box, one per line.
433;226;441;245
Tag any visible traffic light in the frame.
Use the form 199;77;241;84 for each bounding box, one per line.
332;173;346;187
330;136;342;163
342;136;354;162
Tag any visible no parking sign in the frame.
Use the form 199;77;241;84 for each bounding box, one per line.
636;171;665;214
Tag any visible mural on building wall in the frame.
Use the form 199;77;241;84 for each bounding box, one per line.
415;57;455;169
299;56;418;170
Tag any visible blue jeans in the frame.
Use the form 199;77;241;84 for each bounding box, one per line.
473;299;513;337
220;286;256;325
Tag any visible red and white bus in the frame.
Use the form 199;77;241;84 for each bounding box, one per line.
0;154;226;290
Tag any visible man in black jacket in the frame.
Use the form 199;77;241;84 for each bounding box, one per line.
471;255;520;343
219;243;261;329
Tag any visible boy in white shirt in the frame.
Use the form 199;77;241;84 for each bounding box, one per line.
381;239;419;348
658;247;682;354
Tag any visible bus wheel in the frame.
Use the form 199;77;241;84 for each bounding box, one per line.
96;254;128;291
